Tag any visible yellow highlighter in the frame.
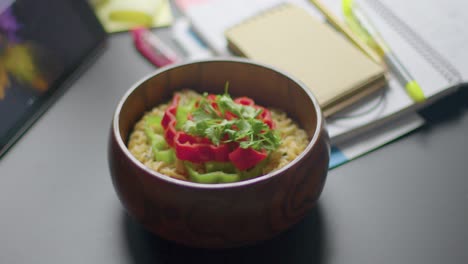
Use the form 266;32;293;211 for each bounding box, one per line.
342;0;426;102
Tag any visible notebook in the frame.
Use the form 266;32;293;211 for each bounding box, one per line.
322;0;465;143
225;3;386;117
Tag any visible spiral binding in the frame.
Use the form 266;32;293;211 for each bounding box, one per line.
365;0;462;85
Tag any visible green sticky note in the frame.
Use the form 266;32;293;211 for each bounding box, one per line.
91;0;173;33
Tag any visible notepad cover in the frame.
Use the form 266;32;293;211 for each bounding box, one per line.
225;3;386;116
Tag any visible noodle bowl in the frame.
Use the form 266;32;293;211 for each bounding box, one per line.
108;58;330;248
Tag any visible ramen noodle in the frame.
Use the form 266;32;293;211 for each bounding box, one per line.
128;89;309;183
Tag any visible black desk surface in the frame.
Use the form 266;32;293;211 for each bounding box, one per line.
1;31;468;264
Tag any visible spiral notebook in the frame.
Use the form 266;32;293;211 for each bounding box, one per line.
225;3;386;117
322;0;465;143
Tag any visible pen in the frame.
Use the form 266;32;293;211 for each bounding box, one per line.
343;0;426;102
308;0;381;64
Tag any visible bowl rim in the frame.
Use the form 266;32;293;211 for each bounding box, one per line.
112;57;325;189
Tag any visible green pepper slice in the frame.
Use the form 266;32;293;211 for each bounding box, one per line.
154;149;175;164
185;162;240;184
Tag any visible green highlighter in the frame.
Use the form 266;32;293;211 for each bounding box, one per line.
342;0;426;102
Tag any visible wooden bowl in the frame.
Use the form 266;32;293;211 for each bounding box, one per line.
108;58;330;248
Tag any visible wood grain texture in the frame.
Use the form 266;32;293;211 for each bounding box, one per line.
108;58;330;248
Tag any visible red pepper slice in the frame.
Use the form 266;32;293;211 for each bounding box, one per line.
174;132;230;163
228;147;267;171
161;95;179;129
164;120;178;147
224;111;237;120
234;97;274;129
207;94;217;101
258;106;274;129
234;97;255;106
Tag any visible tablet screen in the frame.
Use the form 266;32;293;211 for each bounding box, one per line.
0;0;107;157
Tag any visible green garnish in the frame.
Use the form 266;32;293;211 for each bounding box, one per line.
182;87;281;151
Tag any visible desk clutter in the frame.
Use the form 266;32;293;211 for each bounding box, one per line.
168;0;466;168
0;0;459;167
1;0;465;165
87;0;466;168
